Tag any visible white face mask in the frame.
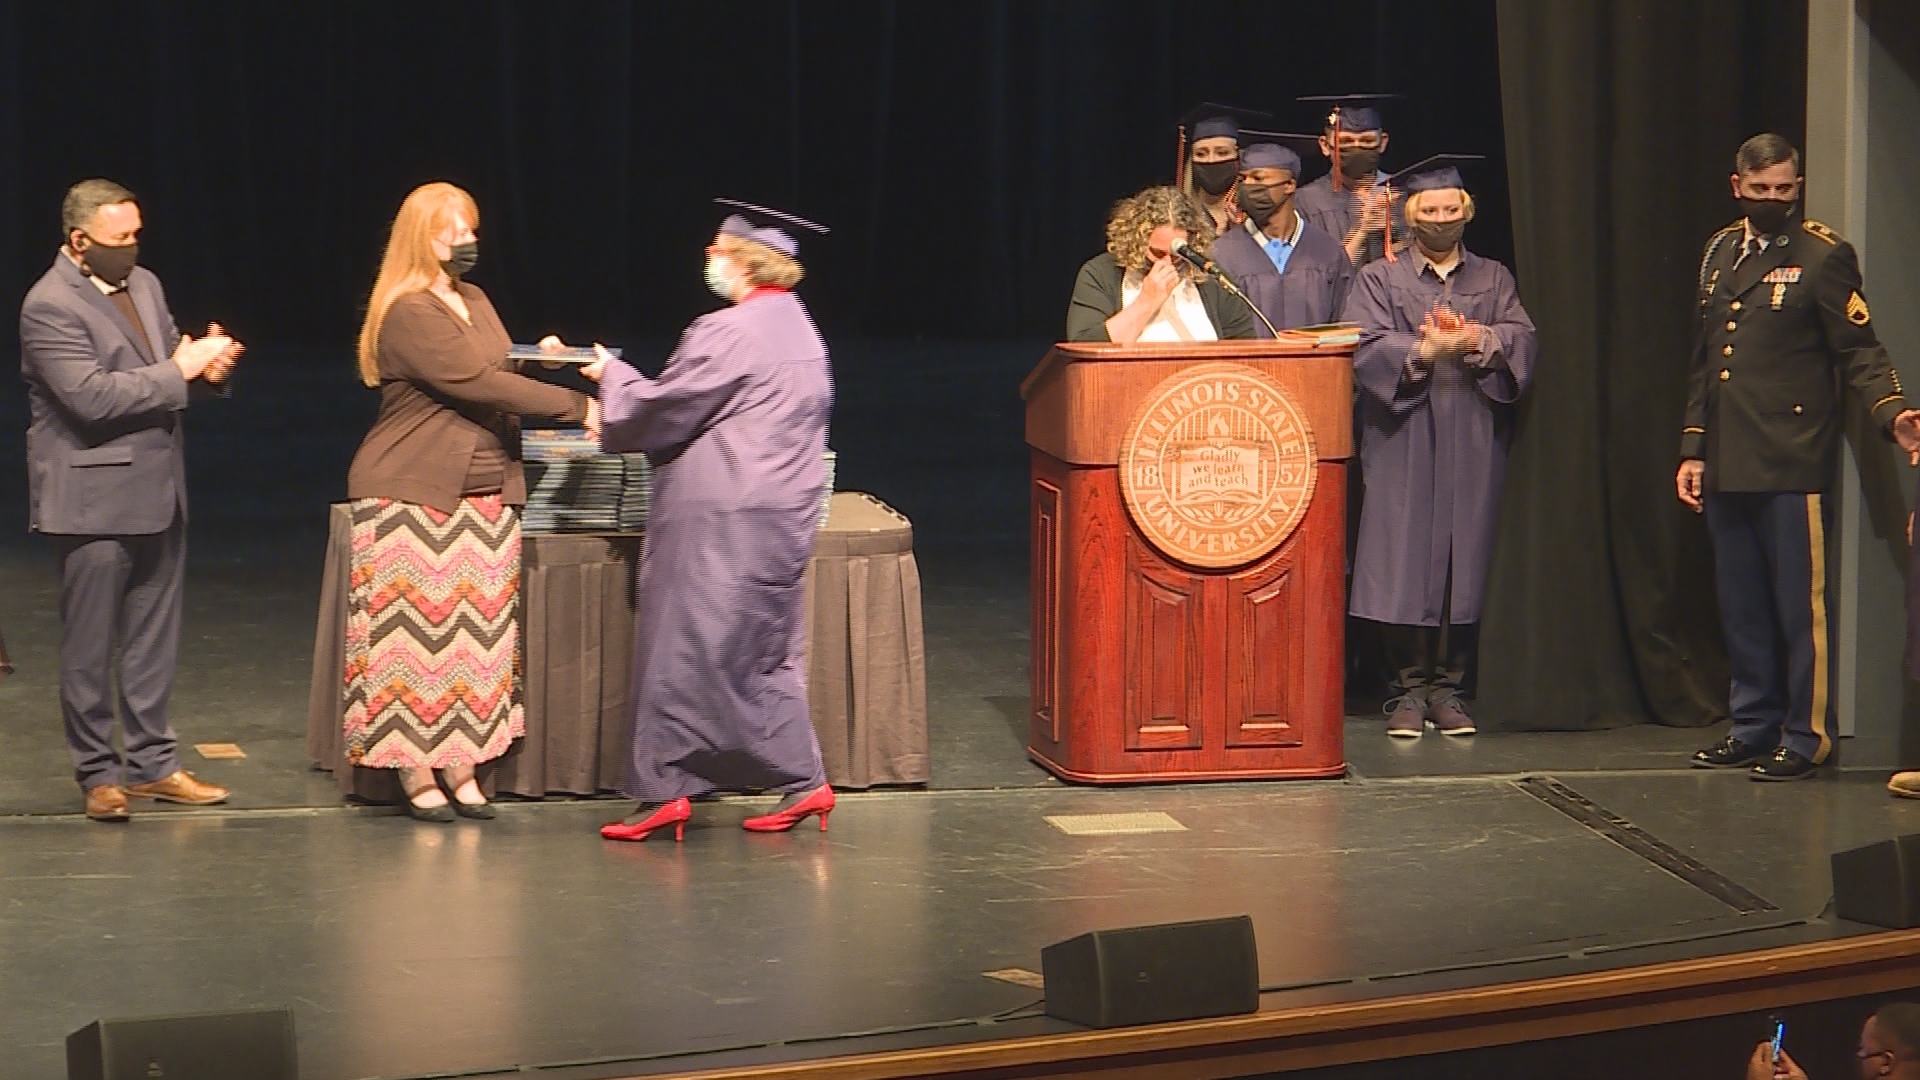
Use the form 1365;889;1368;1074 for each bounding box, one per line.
704;255;736;300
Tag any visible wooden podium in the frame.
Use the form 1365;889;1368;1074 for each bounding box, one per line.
1021;340;1353;783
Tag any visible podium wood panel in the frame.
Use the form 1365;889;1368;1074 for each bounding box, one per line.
1023;341;1351;784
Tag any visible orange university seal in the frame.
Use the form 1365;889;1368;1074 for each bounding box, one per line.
1118;362;1317;569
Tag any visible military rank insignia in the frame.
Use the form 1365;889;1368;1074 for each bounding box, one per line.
1770;283;1786;310
1761;266;1803;284
1847;290;1871;325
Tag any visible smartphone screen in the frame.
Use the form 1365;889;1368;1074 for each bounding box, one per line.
1770;1017;1787;1063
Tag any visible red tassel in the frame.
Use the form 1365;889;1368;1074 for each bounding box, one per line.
1382;186;1397;262
1176;126;1189;192
1329;111;1344;193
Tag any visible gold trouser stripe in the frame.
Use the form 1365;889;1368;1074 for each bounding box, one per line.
1806;494;1832;764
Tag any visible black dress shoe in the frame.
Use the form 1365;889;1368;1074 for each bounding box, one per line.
1692;735;1770;769
452;799;496;820
1751;747;1818;781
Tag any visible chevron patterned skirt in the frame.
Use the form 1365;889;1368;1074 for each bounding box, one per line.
342;496;525;769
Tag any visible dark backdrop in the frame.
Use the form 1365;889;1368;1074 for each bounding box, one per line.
0;0;1508;348
1480;0;1808;730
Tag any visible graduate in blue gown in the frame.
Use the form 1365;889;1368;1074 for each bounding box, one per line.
1296;94;1405;269
1343;156;1537;739
1209;132;1356;334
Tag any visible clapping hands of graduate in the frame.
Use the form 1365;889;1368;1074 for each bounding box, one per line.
1415;309;1486;364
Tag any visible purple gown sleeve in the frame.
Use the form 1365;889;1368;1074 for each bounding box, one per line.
1468;268;1537;405
598;320;750;455
1346;268;1429;417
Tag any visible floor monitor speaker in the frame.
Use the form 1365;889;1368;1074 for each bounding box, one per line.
1832;834;1920;928
1041;915;1258;1028
67;1006;297;1080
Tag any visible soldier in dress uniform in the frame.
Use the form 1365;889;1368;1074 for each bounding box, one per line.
1679;133;1920;780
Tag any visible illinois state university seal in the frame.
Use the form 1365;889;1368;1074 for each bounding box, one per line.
1118;362;1317;569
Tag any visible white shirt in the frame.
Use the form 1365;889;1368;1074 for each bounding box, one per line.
1415;245;1463;282
1119;269;1218;343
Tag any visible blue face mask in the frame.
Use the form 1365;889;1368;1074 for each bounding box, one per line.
704;255;735;300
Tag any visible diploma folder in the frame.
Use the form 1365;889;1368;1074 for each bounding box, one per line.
510;344;623;366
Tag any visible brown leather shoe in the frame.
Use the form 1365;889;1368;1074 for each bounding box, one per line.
125;771;229;806
84;784;130;822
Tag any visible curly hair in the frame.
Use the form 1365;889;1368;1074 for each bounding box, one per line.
714;233;805;288
1104;186;1216;278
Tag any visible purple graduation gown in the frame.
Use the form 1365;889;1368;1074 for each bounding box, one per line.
1210;213;1356;334
1344;248;1537;626
598;289;831;800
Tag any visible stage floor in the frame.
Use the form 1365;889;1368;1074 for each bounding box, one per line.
4;771;1918;1079
0;345;1913;1078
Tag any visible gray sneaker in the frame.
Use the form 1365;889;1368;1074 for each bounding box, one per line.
1385;694;1427;738
1429;691;1475;736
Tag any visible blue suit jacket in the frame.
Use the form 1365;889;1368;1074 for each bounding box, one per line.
20;254;192;536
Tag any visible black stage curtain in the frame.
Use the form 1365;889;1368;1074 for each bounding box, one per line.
1479;0;1807;731
0;1;1508;349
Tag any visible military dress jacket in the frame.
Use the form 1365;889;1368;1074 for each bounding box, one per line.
1680;213;1906;493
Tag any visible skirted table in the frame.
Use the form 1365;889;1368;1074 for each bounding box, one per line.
306;492;929;801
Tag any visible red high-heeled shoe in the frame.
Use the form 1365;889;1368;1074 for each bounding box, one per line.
742;785;836;833
600;797;692;842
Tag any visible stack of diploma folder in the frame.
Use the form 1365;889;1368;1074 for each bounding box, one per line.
521;429;650;534
521;430;836;534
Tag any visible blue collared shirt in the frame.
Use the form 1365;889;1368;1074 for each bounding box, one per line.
1245;211;1305;275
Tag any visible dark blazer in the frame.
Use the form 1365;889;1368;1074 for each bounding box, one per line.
347;284;589;514
1211;214;1355;335
1065;252;1256;342
1680;214;1907;493
20;254;192;536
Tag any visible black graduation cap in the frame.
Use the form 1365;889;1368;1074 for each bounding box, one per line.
1384;154;1487;193
1178;101;1273;146
1297;93;1401;134
713;198;829;258
1238;131;1321;177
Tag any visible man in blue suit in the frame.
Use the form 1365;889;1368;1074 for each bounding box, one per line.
20;178;242;820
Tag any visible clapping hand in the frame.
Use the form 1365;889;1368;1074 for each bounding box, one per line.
171;327;235;382
1893;408;1920;466
202;322;243;384
1417;308;1481;362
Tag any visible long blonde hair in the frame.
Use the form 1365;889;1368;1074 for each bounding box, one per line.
355;182;479;387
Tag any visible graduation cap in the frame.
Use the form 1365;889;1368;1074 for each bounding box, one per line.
1384;154;1486;193
1297;93;1400;134
1297;93;1402;191
1174;102;1273;190
1238;131;1321;177
714;198;829;258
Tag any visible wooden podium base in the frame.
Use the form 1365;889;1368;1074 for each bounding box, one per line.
1021;342;1352;785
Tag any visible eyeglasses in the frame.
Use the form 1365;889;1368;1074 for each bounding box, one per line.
1857;1047;1896;1062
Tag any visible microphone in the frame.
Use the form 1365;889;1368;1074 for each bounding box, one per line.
1170;239;1280;339
1170;238;1225;277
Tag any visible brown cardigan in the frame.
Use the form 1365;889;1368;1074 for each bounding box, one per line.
346;283;589;513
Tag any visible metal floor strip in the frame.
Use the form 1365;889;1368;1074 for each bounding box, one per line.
1515;775;1779;914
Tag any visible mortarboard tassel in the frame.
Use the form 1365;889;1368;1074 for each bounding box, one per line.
1329;109;1344;193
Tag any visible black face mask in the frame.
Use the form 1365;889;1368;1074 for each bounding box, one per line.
1337;146;1382;180
1190;159;1240;197
1237;183;1293;229
441;241;479;279
79;238;138;287
1413;219;1466;253
1738;197;1795;236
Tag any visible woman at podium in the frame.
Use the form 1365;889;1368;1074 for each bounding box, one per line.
1066;185;1255;344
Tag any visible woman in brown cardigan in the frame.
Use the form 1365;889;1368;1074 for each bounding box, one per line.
344;182;597;822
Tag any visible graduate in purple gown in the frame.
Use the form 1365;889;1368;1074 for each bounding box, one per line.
1209;133;1356;334
579;200;837;842
1343;156;1537;739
